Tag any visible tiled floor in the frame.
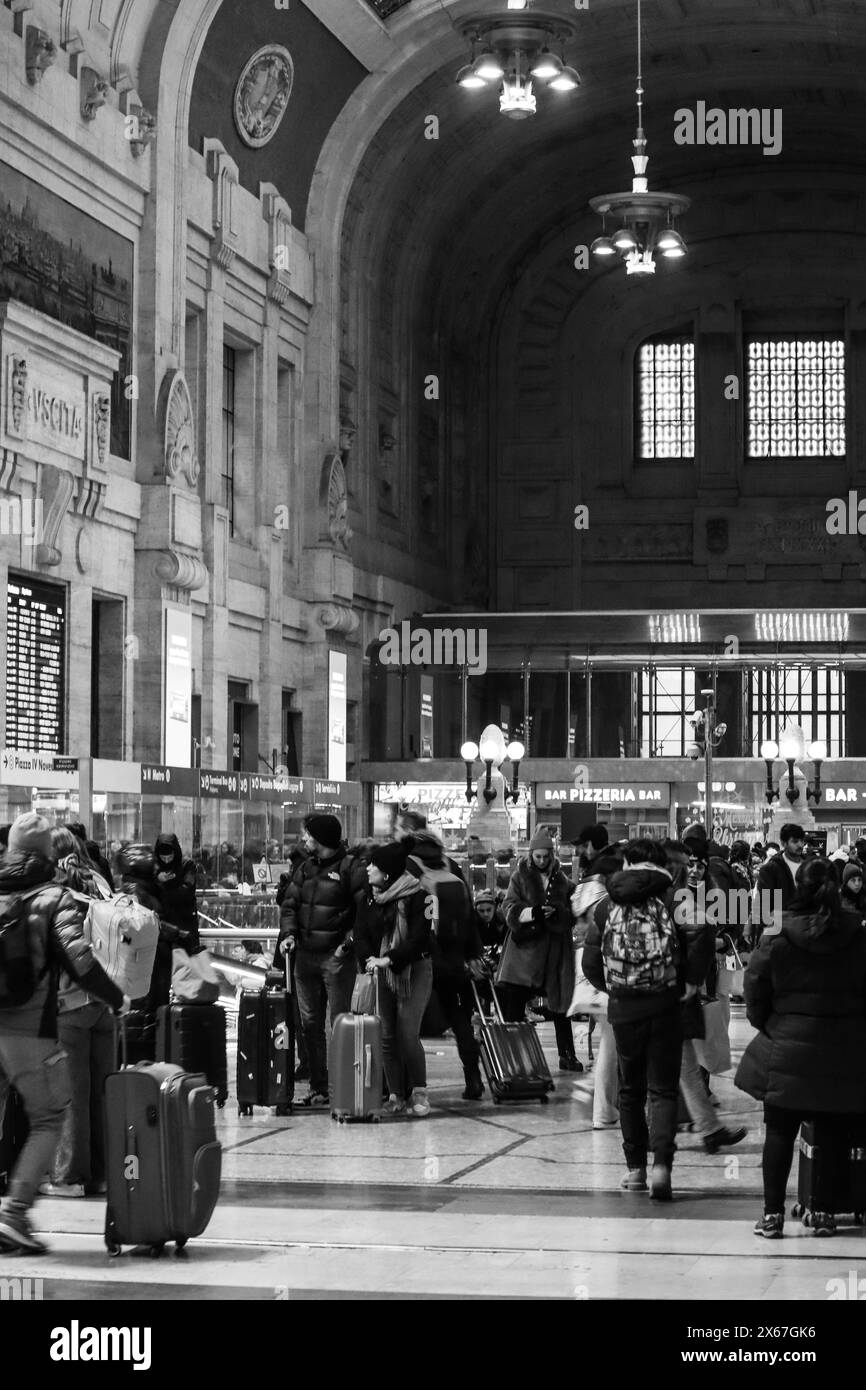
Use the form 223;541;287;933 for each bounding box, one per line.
5;1007;864;1299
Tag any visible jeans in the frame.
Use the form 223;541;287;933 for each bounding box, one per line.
611;1003;683;1169
293;946;356;1097
592;1017;619;1125
53;1002;115;1187
0;1032;71;1209
679;1039;720;1138
378;957;433;1099
762;1104;863;1215
434;972;480;1072
496;982;576;1058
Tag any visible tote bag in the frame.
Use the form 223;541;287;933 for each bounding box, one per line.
566;948;608;1019
692;998;732;1075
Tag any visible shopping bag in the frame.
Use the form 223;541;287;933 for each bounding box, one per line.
717;935;745;996
566;948;608;1019
170;947;221;1004
692;998;732;1074
350;971;376;1016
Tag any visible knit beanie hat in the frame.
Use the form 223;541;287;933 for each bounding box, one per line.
529;829;555;853
370;840;411;881
8;811;53;860
843;862;864;886
682;822;708;848
305;814;343;850
575;825;609;850
474;889;496;906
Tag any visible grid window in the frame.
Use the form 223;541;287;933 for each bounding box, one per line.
747;338;845;458
637;339;695;459
222;345;236;535
750;667;844;756
640;666;697;757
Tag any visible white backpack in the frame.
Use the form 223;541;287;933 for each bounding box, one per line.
85;893;160;1000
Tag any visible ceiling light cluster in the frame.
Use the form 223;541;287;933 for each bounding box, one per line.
457;14;579;120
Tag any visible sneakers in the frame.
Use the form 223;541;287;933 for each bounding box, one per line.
382;1095;407;1116
558;1055;584;1073
406;1088;431;1117
650;1163;673;1202
592;1118;619;1130
809;1211;837;1237
38;1181;86;1198
620;1167;648;1191
303;1090;329;1108
0;1208;48;1254
462;1068;484;1101
703;1125;748;1154
753;1212;784;1239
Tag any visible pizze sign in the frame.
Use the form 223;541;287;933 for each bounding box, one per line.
537;783;670;806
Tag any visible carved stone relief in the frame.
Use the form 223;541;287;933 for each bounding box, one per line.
162;372;199;487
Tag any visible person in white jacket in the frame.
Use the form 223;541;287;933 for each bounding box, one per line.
571;852;621;1128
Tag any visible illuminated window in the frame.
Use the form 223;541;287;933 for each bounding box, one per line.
747;338;845;458
750;667;844;756
222;345;236;535
640;667;696;757
636;338;695;459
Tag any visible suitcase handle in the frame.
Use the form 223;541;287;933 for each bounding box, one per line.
364;1043;372;1088
470;976;504;1026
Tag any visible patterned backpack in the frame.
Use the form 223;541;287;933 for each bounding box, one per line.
601;898;677;994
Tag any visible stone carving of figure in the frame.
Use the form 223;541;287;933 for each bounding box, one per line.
10;357;27;434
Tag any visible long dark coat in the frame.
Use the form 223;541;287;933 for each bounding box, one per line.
498;855;574;1013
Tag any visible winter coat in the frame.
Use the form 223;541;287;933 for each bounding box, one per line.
406;831;481;980
735;907;866;1114
0;850;123;1039
146;833;201;1009
750;854;800;946
355;879;431;974
582;864;714;1024
54;852;113;1013
275;844;362;965
498;856;574;1013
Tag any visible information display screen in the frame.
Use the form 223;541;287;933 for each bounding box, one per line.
5;576;65;753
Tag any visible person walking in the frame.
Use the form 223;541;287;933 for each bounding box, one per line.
736;857;866;1238
0;813;129;1253
499;829;580;1072
357;841;433;1116
572;852;622;1128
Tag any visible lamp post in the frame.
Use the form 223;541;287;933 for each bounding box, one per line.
687;688;727;837
761;738;826;807
460;735;525;805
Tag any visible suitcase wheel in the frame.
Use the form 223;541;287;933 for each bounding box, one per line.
149;1243;165;1259
791;1203;803;1219
216;1099;226;1110
174;1239;188;1257
801;1211;813;1228
539;1094;549;1105
106;1240;122;1257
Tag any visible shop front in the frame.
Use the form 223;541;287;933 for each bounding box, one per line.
373;780;530;851
535;781;672;844
811;782;866;853
672;779;768;848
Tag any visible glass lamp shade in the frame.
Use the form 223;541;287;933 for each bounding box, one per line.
479;737;500;763
779;737;800;761
506;741;525;762
460;741;479;762
591;235;617;257
549;65;580;91
760;740;779;760
659;229;687;258
474;51;505;81
612;225;638;252
807;740;827;761
457;65;487;89
530;49;561;79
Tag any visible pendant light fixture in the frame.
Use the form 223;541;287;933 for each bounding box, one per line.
589;0;690;275
456;13;580;119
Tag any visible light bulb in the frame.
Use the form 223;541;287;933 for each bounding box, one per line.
807;740;827;761
460;741;479;762
760;740;779;760
506;741;525;762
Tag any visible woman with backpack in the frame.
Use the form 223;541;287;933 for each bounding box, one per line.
736;857;866;1238
40;827;116;1198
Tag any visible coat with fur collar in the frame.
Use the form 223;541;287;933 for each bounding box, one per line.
497;855;574;1011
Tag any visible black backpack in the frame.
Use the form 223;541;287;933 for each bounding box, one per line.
0;887;44;1008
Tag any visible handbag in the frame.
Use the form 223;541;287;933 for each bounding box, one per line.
716;934;745;997
566;948;608;1019
170;947;221;1004
692;997;732;1074
350;971;376;1016
680;992;706;1040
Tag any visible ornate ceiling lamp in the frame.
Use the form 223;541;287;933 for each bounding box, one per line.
589;0;689;274
456;12;580;121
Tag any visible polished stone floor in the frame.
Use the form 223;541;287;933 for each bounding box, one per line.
4;1007;865;1300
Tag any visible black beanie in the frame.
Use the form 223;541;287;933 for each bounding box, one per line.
575;825;609;851
305;814;343;850
370;840;411;881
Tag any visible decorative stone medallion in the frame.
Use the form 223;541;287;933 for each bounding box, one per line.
163;372;199;487
233;47;293;149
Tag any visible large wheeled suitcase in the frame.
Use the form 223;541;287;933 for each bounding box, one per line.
792;1119;866;1228
236;959;294;1116
471;980;554;1105
156;1003;228;1108
0;1087;28;1196
104;1053;221;1258
331;972;383;1124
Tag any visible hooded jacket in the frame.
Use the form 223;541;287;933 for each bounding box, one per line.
0;849;123;1038
152;833;199;937
582;862;714;1023
497;853;574;1011
735;906;866;1113
54;850;113;1013
406;830;481;977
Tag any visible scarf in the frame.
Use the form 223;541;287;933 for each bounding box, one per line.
372;871;422;997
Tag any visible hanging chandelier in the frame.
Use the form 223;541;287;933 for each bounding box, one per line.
589;0;689;274
456;13;580;121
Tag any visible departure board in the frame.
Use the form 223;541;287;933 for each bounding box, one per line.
5;577;65;753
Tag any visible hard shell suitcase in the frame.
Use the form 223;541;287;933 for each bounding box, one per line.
0;1087;28;1195
471;980;554;1105
104;1052;221;1257
330;972;383;1123
156;1003;228;1107
237;958;294;1116
793;1119;866;1227
116;1008;157;1067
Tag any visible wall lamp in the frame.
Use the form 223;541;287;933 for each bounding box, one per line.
761;738;826;806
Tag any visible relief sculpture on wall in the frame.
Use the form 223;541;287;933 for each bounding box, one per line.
233;47;293;149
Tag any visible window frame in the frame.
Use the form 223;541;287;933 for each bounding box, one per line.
634;333;696;462
745;334;846;462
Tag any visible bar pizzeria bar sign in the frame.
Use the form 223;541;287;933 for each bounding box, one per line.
537;783;670;807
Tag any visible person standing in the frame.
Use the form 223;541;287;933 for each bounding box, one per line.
498;829;580;1072
147;833;201;1011
736;857;866;1238
750;823;805;947
272;815;360;1107
571;852;621;1127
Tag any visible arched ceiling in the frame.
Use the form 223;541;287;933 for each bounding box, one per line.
340;0;866;351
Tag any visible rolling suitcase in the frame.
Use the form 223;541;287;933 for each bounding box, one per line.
330;971;383;1123
793;1119;866;1227
156;1003;228;1107
104;1024;221;1257
116;1008;157;1067
0;1088;28;1195
237;958;294;1116
471;979;554;1105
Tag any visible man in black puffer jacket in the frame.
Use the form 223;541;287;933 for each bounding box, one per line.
148;833;201;1010
0;813;129;1254
273;815;365;1106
